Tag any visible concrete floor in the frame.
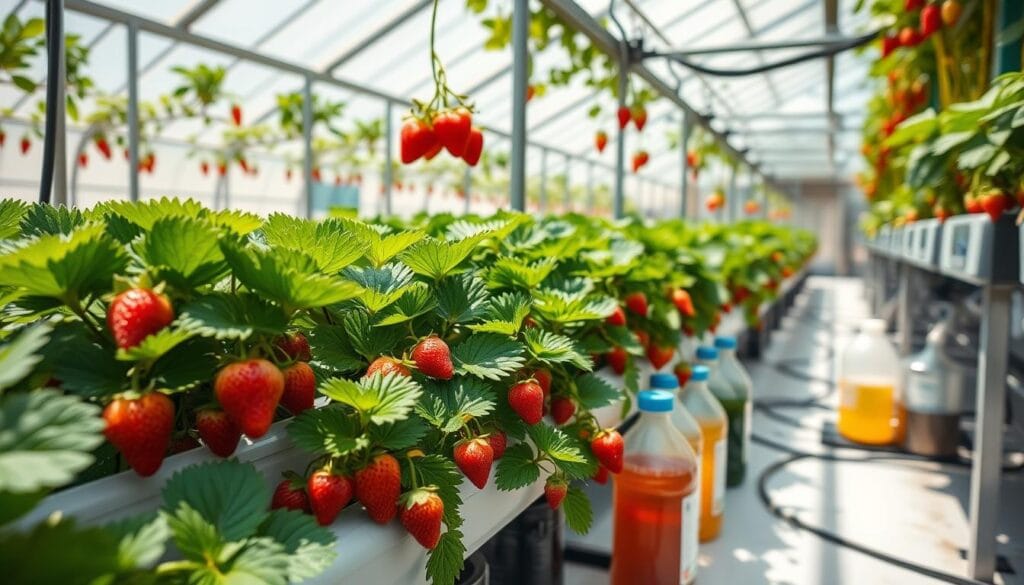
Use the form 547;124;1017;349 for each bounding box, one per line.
565;276;1024;585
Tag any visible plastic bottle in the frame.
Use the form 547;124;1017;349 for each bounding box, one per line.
611;390;699;585
903;307;962;457
650;372;703;585
713;336;753;486
695;345;748;486
678;365;728;542
838;318;904;445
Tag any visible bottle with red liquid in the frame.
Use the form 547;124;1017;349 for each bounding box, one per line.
611;390;699;585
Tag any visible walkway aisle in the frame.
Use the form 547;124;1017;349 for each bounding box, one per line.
565;276;1024;585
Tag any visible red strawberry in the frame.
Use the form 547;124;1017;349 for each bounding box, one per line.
920;3;942;37
646;345;675;370
899;26;921;46
400;118;437;164
526;85;536;102
462;126;484;166
276;332;312;361
607;346;628;375
544;478;567;509
592;465;609;485
412;335;454;380
311;166;321;182
308;468;354;526
214;359;284;438
272;473;311;512
103;392;174;477
591;429;624;474
400;487;444;549
77;152;88;168
19;136;30;155
625;292;648;316
606;306;627;327
905;0;924;10
670;289;696;317
107;288;174;350
217;161;228;176
284;168;293;181
721;302;732;314
981;191;1010;222
434;107;472;157
550;397;576;425
0;130;5;148
617;106;631;129
634;329;651;348
355;454;402;524
200;161;210;176
487;430;507;460
454;437;494;489
508;380;544;425
281;361;316;414
881;34;899;57
595;130;608;153
366;356;412;378
231;103;243;126
424;141;443;161
95;136;112;160
533;368;552;397
687;150;700;168
941;0;961;26
744;200;760;215
631;107;648;131
196;408;241;457
674;361;693;387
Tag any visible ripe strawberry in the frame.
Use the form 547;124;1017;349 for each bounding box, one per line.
616;106;631;129
674;361;693;387
550;397;576;425
595;130;608;153
487;430;507;460
592;465;609;485
508;380;544;425
200;160;210;176
526;85;536;102
311;166;321;181
635;329;651;349
424;141;443;160
607;346;628;375
0;130;5;149
707;191;725;211
366;356;412;378
980;191;1010;222
744;200;760;215
214;359;284;438
933;205;951;223
272;473;311;512
231;103;243;126
625;292;648;316
400;487;444;549
308;468;354;526
107;288;174;349
721;302;732;314
412;335;454;380
103;392;174;477
462;126;484;166
281;361;316;414
631;150;649;173
686;150;700;168
631;106;647;131
533;368;552;397
434;107;472;157
670;289;696;317
77;152;88;168
920;3;941;37
899;26;921;46
646;345;675;370
454;437;494;489
400;118;437;164
881;34;899;57
196;408;241;457
19;136;30;155
591;429;624;474
95;136;112;160
941;0;961;26
544;478;568;510
284;168;293;182
606;305;627;327
355;454;402;524
276;332;312;361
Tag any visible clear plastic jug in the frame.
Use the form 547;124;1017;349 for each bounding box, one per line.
838;318;904;445
714;336;753;486
679;365;728;542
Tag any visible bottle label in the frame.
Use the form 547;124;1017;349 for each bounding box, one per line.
680;484;699;584
713;438;726;515
905;374;952;413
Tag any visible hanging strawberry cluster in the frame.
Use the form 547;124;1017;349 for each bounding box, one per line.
401;0;483;167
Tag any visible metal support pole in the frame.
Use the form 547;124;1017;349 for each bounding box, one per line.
896;265;912;355
586;161;595;211
563;154;571;212
302;74;314;218
51;0;68;206
540;149;548;214
996;0;1023;74
680;110;690;218
614;58;627;219
463;167;471;215
126;21;140;202
383;100;393;217
509;0;529;212
728;165;738;222
968;286;1012;581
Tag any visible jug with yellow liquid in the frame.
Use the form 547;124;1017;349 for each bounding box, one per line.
837;319;904;445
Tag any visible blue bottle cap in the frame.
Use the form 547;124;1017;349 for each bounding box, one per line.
649;372;679;390
696;346;718;360
690;365;709;381
714;336;737;349
638;390;675;413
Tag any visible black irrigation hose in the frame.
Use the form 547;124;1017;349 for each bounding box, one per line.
39;0;63;204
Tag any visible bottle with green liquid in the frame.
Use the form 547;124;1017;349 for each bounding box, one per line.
696;343;750;486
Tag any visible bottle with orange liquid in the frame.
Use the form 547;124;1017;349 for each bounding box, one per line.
679;365;728;542
837;318;904;445
611;390;699;585
651;372;703;585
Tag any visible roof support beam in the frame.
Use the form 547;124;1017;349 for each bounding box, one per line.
824;0;839;173
321;0;434;72
728;0;782;105
668;34;869;57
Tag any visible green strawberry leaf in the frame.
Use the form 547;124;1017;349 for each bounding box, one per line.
0;223;126;302
375;283;435;326
20;203;85;236
319;373;422;425
533;292;616;324
435;273;489;324
258;509;337;583
523;328;591;369
494;442;539;491
287;404;369;457
0;199;29;240
528;424;587;466
487;257;557;289
338;219;425;267
399;232;488;280
104;513;170;570
160;510;221;563
130;216;227;289
45;325;130;398
0;323;50;391
426;528;466;585
343;263;414;313
179;292;289;340
0;518;122;584
369;416;428;450
261;214;363;273
574;373;622;410
0;389;105;493
93;197;204;231
452;333;526;381
213;537;290;585
115;327;193;362
307;324;365;375
342;309;404;362
468;291;531;335
444;217;520;242
403;454;465;529
204;208;263;235
149;337;220;393
417;378;497;432
562;485;593;534
161;459;271;542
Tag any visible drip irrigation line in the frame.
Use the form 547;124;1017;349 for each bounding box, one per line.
39;0;63;204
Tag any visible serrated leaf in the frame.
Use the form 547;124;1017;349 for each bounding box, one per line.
399;233;487;280
161;459;270;542
562;485;593;534
344;263;413;313
204;208;263;235
575;373;621;410
0;323;50;390
533;292;617;324
44;325;129;398
320;373;422;425
149;337;220;393
452;333;526;380
20;204;85;236
426;528;466;585
104;513;170;570
370;416;428;450
261;214;364;273
179;292;288;340
162;503;224;562
375;283;436;326
115;326;193;362
131;216;227;289
435;273;488;324
213;536;289;585
405;454;464;528
468;291;531;335
93;197;204;231
338;219;425;267
259;509;337;582
287;404;368;456
523;328;591;369
444;218;518;241
417;378;497;432
342;309;404;361
307;323;365;374
528;424;587;466
0;199;29;239
487;257;557;289
495;443;539;490
0;389;105;493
